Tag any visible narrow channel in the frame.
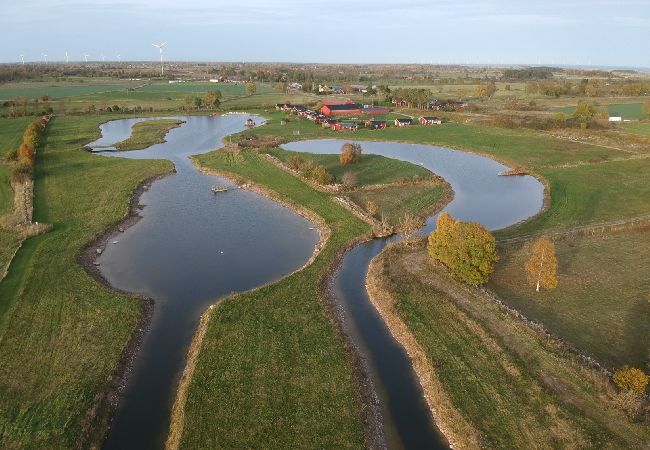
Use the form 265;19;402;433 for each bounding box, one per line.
282;139;545;449
88;115;320;450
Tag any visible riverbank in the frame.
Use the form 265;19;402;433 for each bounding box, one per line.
0;114;172;449
367;241;650;448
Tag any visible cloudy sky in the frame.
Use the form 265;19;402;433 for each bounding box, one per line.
4;0;650;67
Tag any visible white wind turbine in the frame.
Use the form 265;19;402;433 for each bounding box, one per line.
152;41;166;76
65;51;69;63
100;53;106;62
117;54;121;62
20;54;25;65
42;53;48;65
84;54;89;62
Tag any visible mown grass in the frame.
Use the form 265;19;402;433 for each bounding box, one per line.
375;243;649;448
622;121;650;136
0;164;13;215
0;84;127;101
267;147;433;185
557;103;646;120
115;119;184;151
490;228;650;370
0;114;171;449
177;149;371;448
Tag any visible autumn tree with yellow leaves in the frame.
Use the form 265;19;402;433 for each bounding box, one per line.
427;212;498;285
525;236;558;292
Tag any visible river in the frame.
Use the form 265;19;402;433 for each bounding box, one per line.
89;122;544;449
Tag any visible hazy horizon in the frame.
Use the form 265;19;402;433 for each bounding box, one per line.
4;0;650;67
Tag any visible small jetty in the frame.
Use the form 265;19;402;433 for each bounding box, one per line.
246;118;255;128
211;185;229;194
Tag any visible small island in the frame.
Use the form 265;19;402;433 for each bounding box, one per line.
115;119;184;151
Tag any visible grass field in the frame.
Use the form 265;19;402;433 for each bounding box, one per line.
372;243;649;448
490;228;650;370
556;102;646;120
0;117;33;157
0;84;128;101
267;147;433;184
622;121;650;136
0;114;171;449
115;119;184;151
175;149;371;448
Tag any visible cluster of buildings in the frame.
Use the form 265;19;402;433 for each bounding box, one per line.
391;98;468;111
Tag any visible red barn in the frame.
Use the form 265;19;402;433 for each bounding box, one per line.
320;103;363;116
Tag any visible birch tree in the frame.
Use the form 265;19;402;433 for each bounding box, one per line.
525;236;558;292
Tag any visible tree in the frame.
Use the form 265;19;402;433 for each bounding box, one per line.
245;83;257;95
572;101;597;122
340;142;362;165
203;90;222;109
193;96;203;109
427;212;498;285
17;143;35;166
309;164;334;185
525;236;558;292
613;366;649;395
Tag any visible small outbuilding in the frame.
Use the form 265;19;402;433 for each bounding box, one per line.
366;119;387;129
419;116;442;125
394;118;413;127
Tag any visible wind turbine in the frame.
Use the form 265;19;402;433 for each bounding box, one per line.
65;51;69;63
117;54;121;62
20;54;25;65
42;54;48;65
84;54;89;62
152;41;166;76
100;53;106;62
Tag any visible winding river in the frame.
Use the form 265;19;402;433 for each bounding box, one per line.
89;121;544;449
282;139;544;449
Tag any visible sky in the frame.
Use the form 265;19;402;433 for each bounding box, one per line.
4;0;650;68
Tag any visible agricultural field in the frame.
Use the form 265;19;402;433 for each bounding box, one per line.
0;114;171;449
621;121;650;136
0;82;131;101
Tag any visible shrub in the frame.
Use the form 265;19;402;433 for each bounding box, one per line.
287;155;306;171
613;366;649;395
366;200;378;216
18;143;35;166
341;171;358;187
427;212;498;285
340;142;362;165
310;164;335;185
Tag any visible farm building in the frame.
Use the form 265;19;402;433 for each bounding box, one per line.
362;107;390;115
394;118;413;127
332;121;359;131
366;120;387;129
419;116;442;125
392;98;408;107
321;103;363;116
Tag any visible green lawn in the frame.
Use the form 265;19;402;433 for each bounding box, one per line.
115;119;184;151
0;165;12;215
490;229;650;370
176;149;371;448
0;115;171;449
267;147;433;185
372;243;649;448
